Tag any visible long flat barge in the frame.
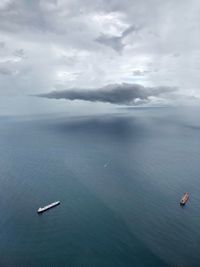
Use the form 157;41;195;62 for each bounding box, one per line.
180;192;189;205
37;201;60;213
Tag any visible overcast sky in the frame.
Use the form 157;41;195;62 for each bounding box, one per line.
0;0;200;114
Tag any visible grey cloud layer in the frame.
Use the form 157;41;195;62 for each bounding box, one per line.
0;0;200;103
38;83;176;105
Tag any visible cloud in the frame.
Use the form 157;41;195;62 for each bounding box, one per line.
0;41;5;48
13;49;25;58
96;25;140;52
0;0;12;10
132;69;149;76
38;83;177;105
0;66;13;75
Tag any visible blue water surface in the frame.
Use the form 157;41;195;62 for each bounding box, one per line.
0;107;200;266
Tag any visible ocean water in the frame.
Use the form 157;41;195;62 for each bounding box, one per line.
0;107;200;266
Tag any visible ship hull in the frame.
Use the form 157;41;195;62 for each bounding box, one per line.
180;193;189;205
37;201;60;213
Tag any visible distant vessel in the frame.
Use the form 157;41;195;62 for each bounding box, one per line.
37;201;60;213
180;192;189;205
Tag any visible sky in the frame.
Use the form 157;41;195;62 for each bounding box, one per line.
0;0;200;115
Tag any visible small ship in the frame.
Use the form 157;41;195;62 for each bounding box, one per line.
180;192;189;205
37;201;60;214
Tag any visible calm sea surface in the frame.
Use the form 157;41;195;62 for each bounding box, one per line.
0;107;200;266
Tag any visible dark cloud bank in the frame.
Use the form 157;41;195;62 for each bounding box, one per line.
38;83;176;105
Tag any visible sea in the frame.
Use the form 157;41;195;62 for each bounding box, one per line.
0;107;200;266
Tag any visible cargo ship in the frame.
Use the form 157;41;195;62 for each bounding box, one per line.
180;192;189;205
37;201;60;213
